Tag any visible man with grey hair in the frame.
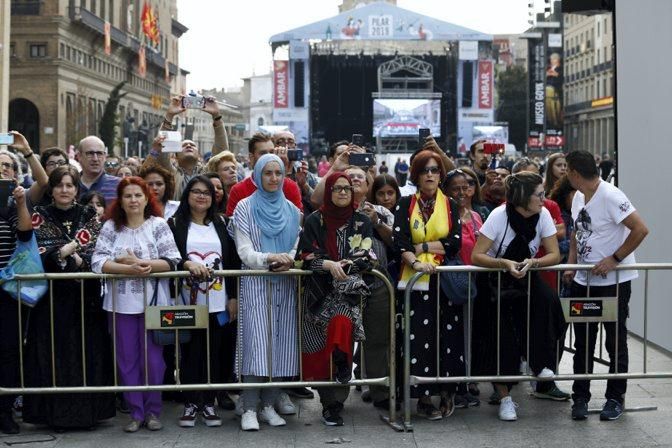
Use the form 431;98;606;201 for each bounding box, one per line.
77;136;120;202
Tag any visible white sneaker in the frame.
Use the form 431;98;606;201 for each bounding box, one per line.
235;396;244;417
259;405;286;427
537;367;555;379
241;410;259;431
498;396;518;421
274;392;297;415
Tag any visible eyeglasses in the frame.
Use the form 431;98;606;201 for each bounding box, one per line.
83;151;105;159
46;160;67;168
420;166;441;175
534;191;546;200
0;162;14;170
331;185;354;194
189;189;210;198
105;161;119;168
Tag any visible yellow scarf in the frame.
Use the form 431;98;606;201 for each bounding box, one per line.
398;189;451;291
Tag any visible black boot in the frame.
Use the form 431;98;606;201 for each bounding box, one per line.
0;412;19;435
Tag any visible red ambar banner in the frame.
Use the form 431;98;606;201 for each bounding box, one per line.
274;60;289;109
478;60;493;109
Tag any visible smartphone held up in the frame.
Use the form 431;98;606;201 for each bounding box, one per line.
0;133;15;146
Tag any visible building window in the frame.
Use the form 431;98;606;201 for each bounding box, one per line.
257;117;264;127
10;43;16;57
29;44;47;58
597;21;600;37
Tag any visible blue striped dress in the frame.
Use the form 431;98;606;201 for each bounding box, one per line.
232;197;300;378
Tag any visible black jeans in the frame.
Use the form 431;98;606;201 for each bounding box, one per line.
571;281;631;404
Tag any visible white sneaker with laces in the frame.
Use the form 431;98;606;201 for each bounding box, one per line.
537;367;555;379
274;392;297;415
241;410;259;431
498;396;518;421
201;404;222;427
259;405;286;427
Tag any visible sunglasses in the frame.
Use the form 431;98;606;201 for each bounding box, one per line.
420;166;441;175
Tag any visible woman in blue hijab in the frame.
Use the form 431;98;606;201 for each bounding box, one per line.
232;154;301;431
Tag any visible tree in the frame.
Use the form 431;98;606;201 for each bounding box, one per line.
496;65;528;152
98;81;128;156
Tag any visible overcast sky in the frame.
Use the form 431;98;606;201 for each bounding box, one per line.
177;0;538;91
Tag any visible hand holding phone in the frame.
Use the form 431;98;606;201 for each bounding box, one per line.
418;128;430;147
182;96;205;109
351;134;363;147
0;179;16;207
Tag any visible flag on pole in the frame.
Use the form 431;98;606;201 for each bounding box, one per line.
141;2;160;45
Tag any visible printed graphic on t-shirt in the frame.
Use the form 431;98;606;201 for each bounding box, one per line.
575;207;592;261
186;250;223;304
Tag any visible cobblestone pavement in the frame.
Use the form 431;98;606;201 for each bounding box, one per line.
2;335;671;448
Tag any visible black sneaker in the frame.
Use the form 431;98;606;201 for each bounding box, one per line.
286;387;314;399
600;399;624;421
0;412;19;435
321;407;344;426
454;393;480;408
571;398;589;421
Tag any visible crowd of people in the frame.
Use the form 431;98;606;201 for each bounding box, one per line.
0;95;648;435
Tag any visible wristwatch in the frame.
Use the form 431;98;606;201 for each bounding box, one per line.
422;242;429;253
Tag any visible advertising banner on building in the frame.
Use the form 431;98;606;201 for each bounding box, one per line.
104;21;111;55
138;45;147;78
528;38;545;149
478;60;493;109
544;34;564;149
273;60;289;109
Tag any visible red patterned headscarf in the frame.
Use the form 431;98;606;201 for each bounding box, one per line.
320;172;355;261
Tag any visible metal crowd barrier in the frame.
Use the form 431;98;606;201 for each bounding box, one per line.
401;263;672;431
1;269;401;430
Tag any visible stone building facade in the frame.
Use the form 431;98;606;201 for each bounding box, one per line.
8;0;188;155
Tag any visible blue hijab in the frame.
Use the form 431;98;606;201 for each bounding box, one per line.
249;154;299;255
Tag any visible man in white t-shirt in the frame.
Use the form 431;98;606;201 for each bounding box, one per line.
563;151;649;422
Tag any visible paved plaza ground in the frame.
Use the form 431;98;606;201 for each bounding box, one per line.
2;335;671;448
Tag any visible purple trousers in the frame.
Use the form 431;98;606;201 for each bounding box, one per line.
108;313;165;422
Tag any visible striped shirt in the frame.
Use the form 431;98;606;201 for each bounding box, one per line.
79;173;121;203
0;212;20;270
233;197;299;378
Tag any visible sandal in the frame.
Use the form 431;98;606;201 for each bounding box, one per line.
439;392;455;417
417;399;443;421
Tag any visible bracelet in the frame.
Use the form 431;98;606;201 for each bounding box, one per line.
23;152;34;158
612;253;622;263
411;259;420;267
162;118;173;128
422;242;429;253
149;150;160;158
213;115;222;121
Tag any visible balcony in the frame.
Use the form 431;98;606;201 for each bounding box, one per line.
11;1;41;15
68;6;177;76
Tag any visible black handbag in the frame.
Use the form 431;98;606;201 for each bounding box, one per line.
149;278;192;346
487;218;526;302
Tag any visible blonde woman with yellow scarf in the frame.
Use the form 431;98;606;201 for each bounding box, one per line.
393;150;464;420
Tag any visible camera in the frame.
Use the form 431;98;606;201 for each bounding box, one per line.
287;149;303;161
351;133;364;147
349;152;375;167
181;95;205;109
